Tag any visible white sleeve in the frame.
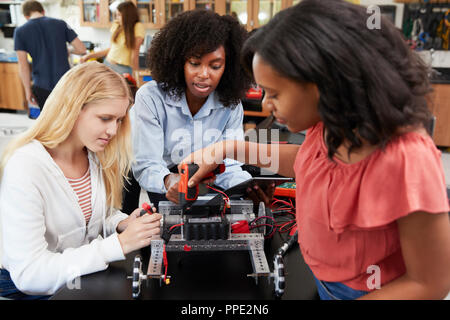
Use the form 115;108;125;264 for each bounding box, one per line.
104;208;129;236
0;156;125;295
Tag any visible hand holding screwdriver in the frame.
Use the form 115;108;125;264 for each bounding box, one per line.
117;202;161;255
139;202;156;216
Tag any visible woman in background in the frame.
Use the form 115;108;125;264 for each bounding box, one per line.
81;1;144;78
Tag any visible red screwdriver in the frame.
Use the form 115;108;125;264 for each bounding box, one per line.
139;202;155;216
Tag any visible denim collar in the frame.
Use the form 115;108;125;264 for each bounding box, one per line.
164;90;222;120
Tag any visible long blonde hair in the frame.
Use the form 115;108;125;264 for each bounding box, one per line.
0;61;133;210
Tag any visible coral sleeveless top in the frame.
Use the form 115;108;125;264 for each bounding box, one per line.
294;122;449;291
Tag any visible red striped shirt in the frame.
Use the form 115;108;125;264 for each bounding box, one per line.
67;168;92;225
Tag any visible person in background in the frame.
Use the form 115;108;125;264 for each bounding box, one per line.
0;62;161;299
180;0;450;300
80;1;144;79
127;9;274;211
14;0;86;111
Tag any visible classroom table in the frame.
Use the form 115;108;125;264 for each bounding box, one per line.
51;232;318;300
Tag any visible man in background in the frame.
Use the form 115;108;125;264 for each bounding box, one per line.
14;0;86;110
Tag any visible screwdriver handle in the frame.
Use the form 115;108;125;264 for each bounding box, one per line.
139;202;155;217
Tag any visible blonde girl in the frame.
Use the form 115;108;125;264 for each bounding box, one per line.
0;61;161;299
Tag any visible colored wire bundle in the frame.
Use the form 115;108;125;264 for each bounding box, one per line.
249;215;277;239
206;184;230;217
249;197;297;239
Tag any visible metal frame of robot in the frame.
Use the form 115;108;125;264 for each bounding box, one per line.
131;199;285;299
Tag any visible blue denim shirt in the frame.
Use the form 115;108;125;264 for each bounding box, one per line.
130;81;251;194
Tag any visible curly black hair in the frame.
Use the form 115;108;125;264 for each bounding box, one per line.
242;0;433;159
147;9;252;108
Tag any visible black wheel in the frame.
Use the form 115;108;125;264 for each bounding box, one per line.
132;254;142;299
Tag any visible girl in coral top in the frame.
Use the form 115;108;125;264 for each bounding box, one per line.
179;0;450;299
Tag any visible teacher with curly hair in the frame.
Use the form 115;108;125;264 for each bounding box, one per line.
128;10;273;210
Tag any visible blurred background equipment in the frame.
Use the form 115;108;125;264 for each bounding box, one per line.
403;2;450;51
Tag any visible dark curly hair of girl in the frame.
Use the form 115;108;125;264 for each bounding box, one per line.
242;0;433;159
147;9;252;108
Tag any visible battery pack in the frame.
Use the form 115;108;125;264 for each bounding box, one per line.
183;216;229;241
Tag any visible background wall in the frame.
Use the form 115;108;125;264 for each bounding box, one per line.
0;0;157;52
1;0;449;67
360;0;405;28
360;0;450;68
44;0;157;51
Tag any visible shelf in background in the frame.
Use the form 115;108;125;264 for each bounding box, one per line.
244;110;271;117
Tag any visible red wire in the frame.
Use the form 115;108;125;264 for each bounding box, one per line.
253;215;276;223
249;223;274;229
169;223;184;231
272;209;296;217
233;207;297;238
272;198;294;208
278;220;297;233
254;195;297;238
249;223;277;239
251;216;277;239
163;223;186;283
163;244;168;283
206;185;229;201
206;185;230;217
272;208;292;211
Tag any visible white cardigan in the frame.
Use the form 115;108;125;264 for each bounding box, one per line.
0;140;128;295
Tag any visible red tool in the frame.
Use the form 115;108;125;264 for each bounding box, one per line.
178;163;225;208
245;86;263;100
139;202;155;216
122;73;137;86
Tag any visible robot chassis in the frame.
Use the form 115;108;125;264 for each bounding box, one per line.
130;199;286;299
